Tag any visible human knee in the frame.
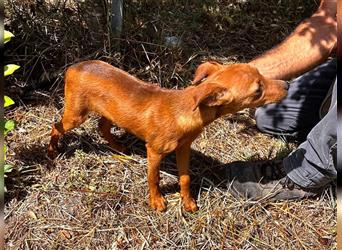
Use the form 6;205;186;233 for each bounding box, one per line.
255;107;300;137
255;107;273;134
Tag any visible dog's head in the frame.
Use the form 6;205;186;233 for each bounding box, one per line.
192;61;288;114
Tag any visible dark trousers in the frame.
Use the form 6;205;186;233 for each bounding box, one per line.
255;59;337;189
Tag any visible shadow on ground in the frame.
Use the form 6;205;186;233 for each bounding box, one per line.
7;130;289;204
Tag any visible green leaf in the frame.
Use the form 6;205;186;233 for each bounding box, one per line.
4;164;13;173
4;64;20;77
4;96;15;108
4;30;14;44
4;120;15;135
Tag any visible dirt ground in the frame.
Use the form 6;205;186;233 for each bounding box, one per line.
4;0;336;249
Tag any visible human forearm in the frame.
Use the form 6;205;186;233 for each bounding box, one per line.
249;2;336;80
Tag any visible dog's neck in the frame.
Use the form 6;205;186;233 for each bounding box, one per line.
140;82;224;132
171;86;220;132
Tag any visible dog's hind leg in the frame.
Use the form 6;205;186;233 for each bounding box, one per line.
98;116;127;153
47;100;88;158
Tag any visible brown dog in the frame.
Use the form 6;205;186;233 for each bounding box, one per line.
48;60;288;212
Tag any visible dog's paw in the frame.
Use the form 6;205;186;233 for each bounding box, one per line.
183;197;198;212
150;196;167;212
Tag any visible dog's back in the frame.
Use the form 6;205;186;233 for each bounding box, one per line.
62;60;179;140
64;60;149;100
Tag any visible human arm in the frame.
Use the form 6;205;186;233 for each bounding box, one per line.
249;0;337;80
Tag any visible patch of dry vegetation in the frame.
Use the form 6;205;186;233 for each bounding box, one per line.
5;98;336;249
4;0;336;249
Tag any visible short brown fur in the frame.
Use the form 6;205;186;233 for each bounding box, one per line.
48;60;288;212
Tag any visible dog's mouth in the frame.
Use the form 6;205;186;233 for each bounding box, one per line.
264;91;288;105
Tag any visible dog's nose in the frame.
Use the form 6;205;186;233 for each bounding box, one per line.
284;81;290;90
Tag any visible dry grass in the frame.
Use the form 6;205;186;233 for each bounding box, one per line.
4;0;336;249
4;101;337;249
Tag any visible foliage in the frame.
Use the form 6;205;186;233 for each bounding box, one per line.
5;64;20;77
4;30;19;191
4;30;14;44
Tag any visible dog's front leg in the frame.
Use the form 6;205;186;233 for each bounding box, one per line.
146;144;167;212
176;143;198;212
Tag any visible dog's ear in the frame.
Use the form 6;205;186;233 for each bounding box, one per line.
192;61;222;85
193;84;231;111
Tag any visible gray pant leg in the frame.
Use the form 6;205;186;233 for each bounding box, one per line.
284;81;337;189
255;59;337;140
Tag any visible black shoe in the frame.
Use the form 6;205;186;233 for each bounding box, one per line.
226;160;323;201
